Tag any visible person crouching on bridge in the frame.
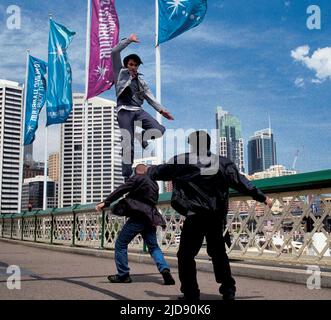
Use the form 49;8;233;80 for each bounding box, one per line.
96;164;175;285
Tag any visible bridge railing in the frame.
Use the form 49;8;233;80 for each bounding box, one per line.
1;170;331;267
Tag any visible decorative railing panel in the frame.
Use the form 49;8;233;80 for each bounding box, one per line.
52;214;73;245
103;214;127;249
22;217;35;241
36;216;52;242
2;218;11;238
11;218;22;240
75;212;102;248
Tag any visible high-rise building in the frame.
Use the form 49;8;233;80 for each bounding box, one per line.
0;80;23;214
60;94;122;207
48;152;60;182
21;176;58;211
248;128;277;175
216;106;244;172
24;144;33;163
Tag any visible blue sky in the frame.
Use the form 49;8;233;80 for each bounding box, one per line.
0;0;331;173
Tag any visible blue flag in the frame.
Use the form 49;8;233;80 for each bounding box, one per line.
24;55;47;146
46;19;75;126
157;0;207;45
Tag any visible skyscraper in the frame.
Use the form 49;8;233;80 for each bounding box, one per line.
48;152;60;182
248;128;277;175
0;80;23;214
60;94;122;207
216;106;244;172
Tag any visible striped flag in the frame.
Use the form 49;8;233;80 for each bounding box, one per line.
86;0;119;99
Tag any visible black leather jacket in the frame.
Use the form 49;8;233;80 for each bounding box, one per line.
148;152;267;216
103;174;165;227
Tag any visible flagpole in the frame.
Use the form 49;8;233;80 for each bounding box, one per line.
43;125;48;210
18;49;30;213
155;0;163;193
83;0;91;204
42;14;53;211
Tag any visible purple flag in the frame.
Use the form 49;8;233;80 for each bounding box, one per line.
87;0;119;99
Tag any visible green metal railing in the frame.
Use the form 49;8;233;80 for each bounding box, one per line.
1;170;331;267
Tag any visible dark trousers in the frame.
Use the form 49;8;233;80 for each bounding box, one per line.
177;213;236;298
117;109;165;178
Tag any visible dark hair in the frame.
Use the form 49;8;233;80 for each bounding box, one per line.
188;130;211;151
123;54;143;67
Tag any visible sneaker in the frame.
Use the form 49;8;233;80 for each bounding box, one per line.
107;274;132;283
161;269;175;285
222;291;235;301
220;287;236;301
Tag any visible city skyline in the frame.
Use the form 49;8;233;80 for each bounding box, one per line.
0;1;330;173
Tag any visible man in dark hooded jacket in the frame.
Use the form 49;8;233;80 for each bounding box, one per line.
147;131;272;300
96;164;175;285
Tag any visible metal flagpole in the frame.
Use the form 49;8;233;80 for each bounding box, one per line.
18;49;30;213
42;14;54;210
83;0;91;204
155;0;163;193
43;124;48;210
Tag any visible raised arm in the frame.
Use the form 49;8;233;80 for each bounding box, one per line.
112;34;139;82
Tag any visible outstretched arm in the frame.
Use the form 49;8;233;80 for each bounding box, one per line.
148;159;199;181
96;178;136;212
112;34;139;82
225;162;272;207
143;86;174;120
148;164;178;181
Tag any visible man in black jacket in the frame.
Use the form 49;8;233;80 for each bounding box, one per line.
147;131;272;300
96;164;175;285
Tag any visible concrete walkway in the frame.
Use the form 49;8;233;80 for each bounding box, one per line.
1;241;331;300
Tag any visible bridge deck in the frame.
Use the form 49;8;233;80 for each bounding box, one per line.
0;241;330;300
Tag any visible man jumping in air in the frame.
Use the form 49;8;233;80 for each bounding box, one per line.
112;33;174;181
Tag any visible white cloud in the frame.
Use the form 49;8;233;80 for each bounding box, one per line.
291;45;310;60
294;77;304;88
291;45;331;83
311;78;323;84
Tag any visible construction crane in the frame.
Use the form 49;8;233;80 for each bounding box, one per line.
292;146;304;171
292;150;299;170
